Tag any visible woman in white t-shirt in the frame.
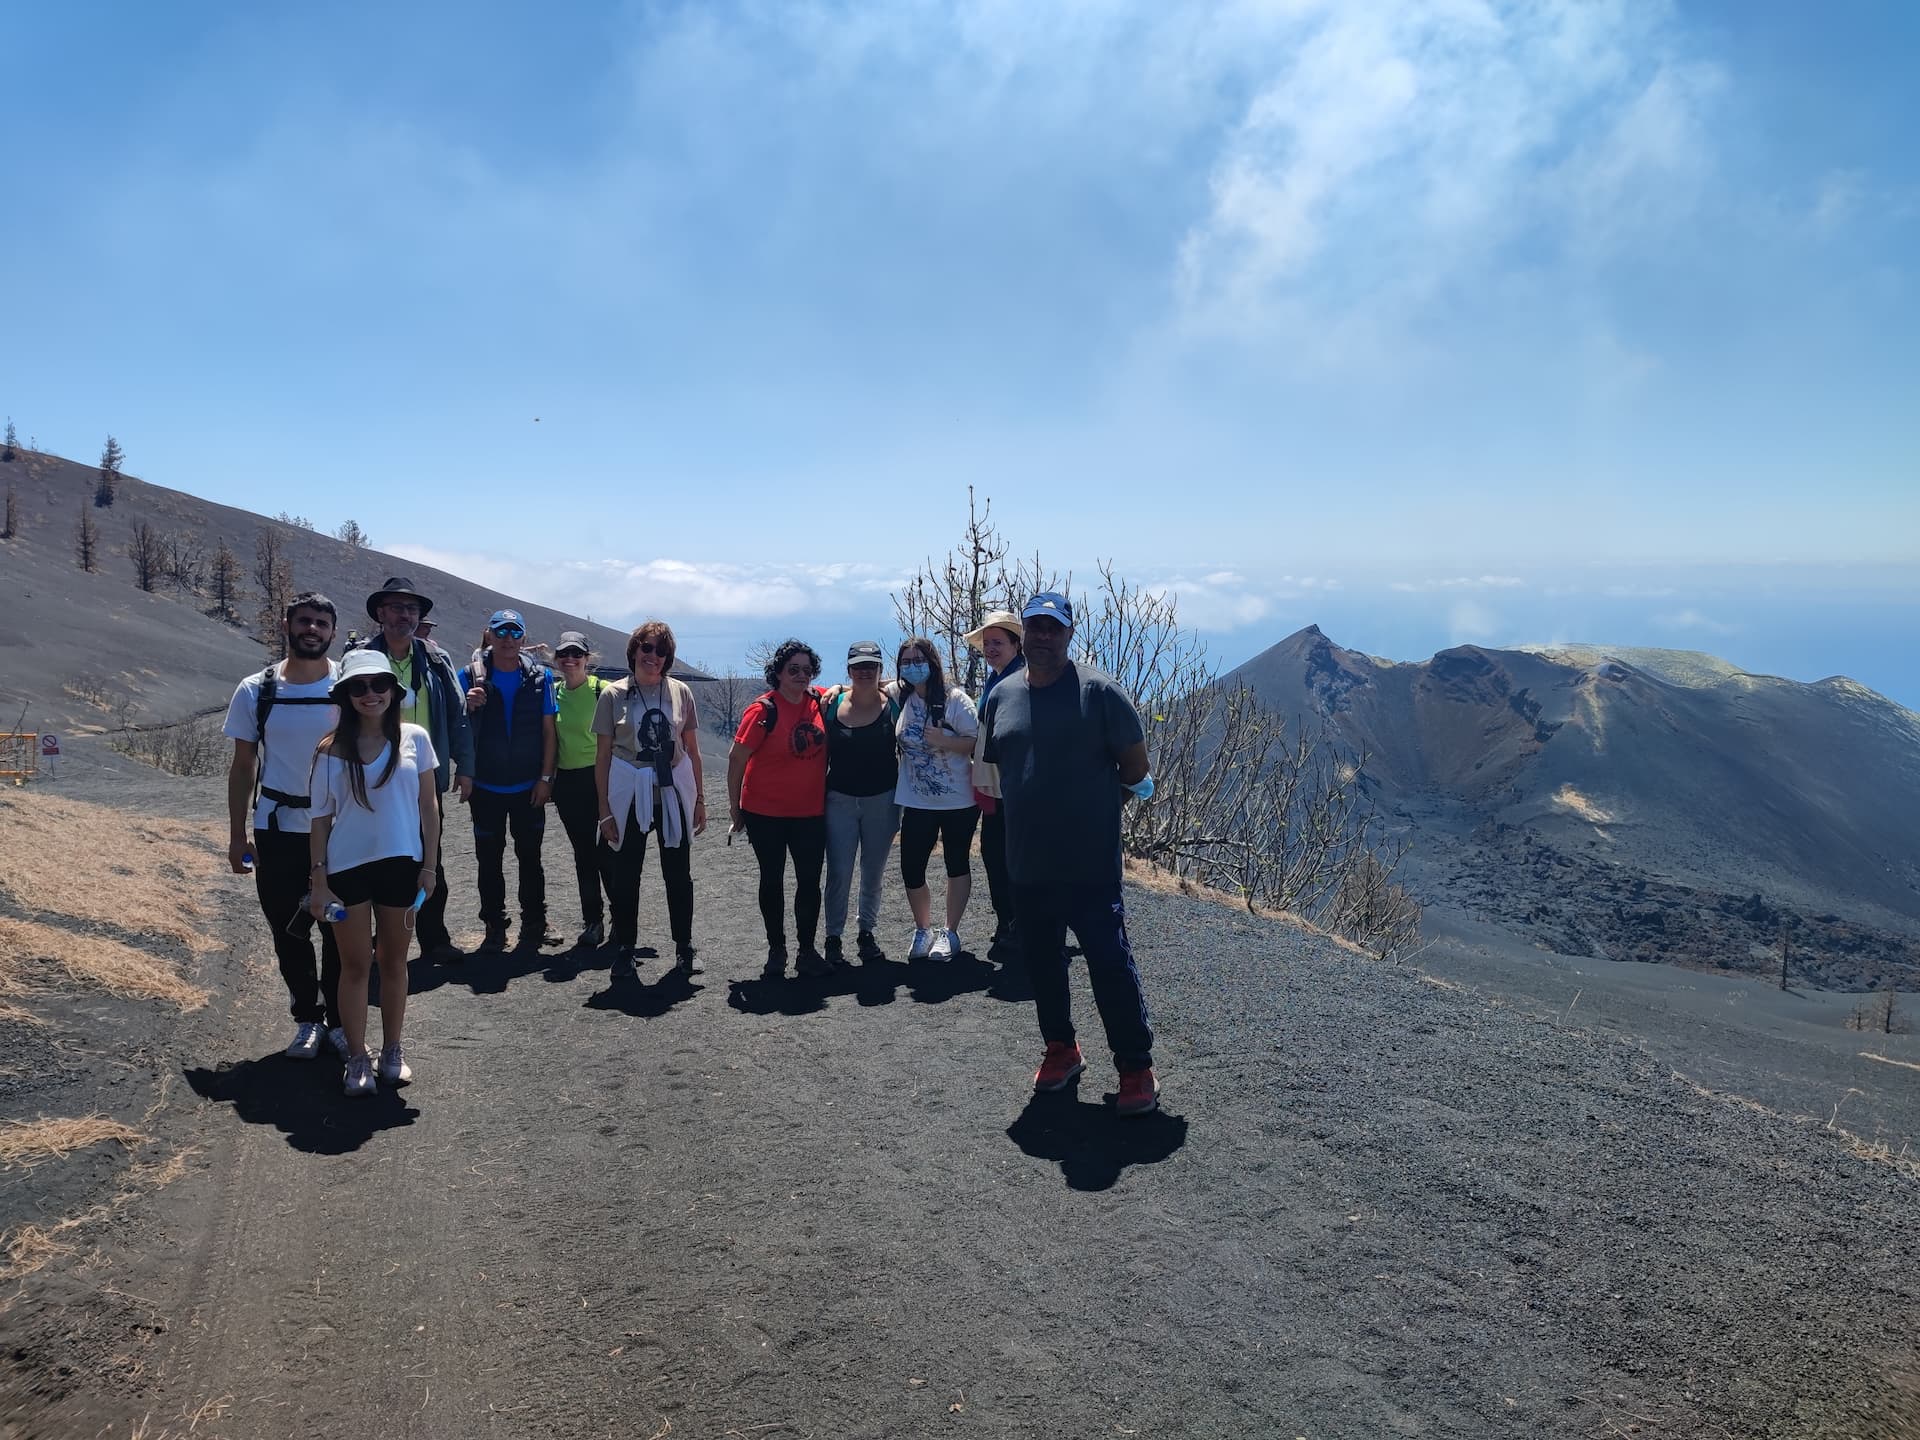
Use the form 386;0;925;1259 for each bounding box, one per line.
309;651;441;1098
892;636;979;961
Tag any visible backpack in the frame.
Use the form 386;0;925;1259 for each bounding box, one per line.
250;662;338;820
750;689;827;736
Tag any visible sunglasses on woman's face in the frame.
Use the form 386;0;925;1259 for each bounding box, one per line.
784;664;817;678
347;677;396;697
557;652;587;663
635;642;663;656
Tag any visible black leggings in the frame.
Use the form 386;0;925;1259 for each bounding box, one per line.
743;811;826;950
899;805;980;889
607;795;694;948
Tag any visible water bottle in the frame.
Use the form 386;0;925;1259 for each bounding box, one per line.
241;849;255;873
302;891;347;923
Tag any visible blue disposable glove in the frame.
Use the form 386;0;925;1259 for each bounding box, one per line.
1124;773;1155;800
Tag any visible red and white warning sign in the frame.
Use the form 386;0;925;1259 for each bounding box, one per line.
39;734;60;757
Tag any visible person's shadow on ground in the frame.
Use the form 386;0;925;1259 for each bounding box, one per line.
1005;1083;1188;1192
585;963;701;1019
184;1053;418;1156
421;937;586;996
725;951;1001;1016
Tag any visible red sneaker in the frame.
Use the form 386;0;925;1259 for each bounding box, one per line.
1116;1067;1160;1116
1033;1041;1085;1092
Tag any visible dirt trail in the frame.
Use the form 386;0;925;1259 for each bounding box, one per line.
4;753;1919;1439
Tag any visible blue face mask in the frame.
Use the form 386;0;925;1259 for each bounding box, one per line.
900;662;931;686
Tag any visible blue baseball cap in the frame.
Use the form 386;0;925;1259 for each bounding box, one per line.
1021;592;1073;626
488;609;526;635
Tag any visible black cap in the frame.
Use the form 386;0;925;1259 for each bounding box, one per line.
555;630;590;656
847;640;884;666
366;576;434;621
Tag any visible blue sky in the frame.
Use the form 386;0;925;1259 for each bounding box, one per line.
4;2;1916;704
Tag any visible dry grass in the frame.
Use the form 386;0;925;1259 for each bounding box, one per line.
0;1144;200;1280
0;1114;146;1169
1862;1051;1920;1074
1671;1067;1920;1183
0;916;209;1011
0;790;222;954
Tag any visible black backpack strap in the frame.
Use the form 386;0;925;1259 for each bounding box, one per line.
755;692;779;733
253;664;279;743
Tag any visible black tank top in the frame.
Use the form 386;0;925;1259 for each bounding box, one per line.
826;699;898;798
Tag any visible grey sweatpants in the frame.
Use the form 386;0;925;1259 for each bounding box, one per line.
824;790;900;938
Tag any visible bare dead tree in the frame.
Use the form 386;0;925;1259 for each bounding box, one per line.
695;664;754;736
1779;925;1792;992
2;482;16;539
74;501;99;571
2;419;15;462
252;527;293;648
335;518;371;550
894;520;1420;960
126;520;164;591
209;537;241;621
161;528;206;593
892;486;1014;696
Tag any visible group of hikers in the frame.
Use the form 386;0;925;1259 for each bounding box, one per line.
225;575;1161;1112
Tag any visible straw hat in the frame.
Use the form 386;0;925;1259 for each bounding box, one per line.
962;610;1024;649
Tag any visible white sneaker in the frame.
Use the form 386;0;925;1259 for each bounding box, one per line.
927;929;953;960
284;1023;323;1059
906;927;934;960
327;1027;349;1058
943;929;962;958
377;1043;412;1084
343;1053;376;1097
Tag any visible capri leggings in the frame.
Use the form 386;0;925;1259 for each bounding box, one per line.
898;805;980;889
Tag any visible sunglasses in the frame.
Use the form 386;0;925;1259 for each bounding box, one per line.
346;677;396;697
557;651;588;662
492;626;525;640
634;641;666;656
784;664;818;678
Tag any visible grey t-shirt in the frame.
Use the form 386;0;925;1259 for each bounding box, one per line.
981;661;1146;887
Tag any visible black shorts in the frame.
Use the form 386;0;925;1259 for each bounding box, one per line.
328;855;420;909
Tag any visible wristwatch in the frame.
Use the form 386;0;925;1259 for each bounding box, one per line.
540;773;554;783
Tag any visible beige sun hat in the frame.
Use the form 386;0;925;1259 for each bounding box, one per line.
962;610;1024;650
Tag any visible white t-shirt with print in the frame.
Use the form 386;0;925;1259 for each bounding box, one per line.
221;662;341;833
894;687;979;811
309;723;438;874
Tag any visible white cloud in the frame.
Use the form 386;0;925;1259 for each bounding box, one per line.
1175;1;1722;355
387;544;906;625
1448;599;1500;643
1653;607;1737;635
1391;575;1525;592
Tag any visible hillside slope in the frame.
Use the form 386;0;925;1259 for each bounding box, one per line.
1226;626;1920;985
0;448;679;734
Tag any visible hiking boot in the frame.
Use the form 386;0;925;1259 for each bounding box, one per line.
327;1026;349;1059
479;920;510;953
796;946;833;978
762;945;788;980
676;944;703;976
823;935;845;968
856;930;883;962
990;921;1019;958
1033;1041;1086;1092
342;1053;376;1097
378;1043;412;1085
520;916;561;949
285;1022;323;1060
1116;1066;1160;1116
578;919;606;949
611;946;637;980
906;927;934;960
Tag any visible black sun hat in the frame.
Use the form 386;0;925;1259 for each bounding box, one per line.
366;575;435;621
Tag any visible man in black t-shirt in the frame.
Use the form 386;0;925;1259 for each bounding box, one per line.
981;592;1161;1115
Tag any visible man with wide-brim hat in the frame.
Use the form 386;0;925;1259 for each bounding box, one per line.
346;576;474;963
963;610;1025;957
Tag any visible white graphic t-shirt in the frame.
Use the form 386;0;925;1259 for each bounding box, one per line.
894;687;978;811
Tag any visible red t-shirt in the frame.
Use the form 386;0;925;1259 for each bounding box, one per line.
734;690;829;817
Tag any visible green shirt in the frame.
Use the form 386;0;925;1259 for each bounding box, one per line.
555;675;603;771
395;648;422;727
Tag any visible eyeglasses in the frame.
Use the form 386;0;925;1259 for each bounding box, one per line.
784;664;818;678
382;602;421;616
346;677;396;697
557;652;588;662
492;625;525;640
